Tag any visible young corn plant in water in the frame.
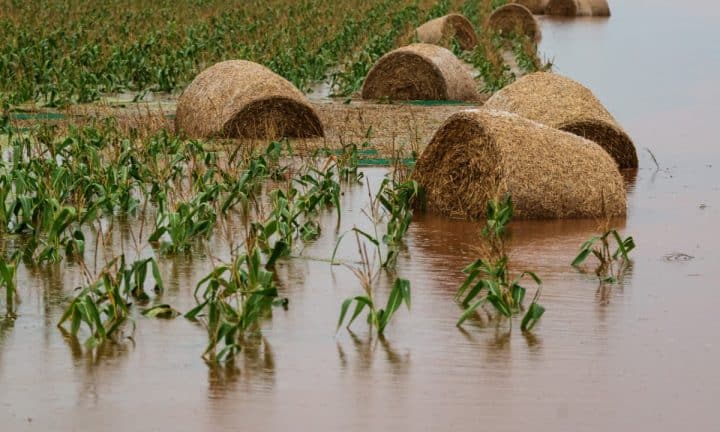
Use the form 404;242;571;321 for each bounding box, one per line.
57;255;164;347
572;227;635;284
149;197;217;255
253;163;341;258
0;255;19;319
334;143;364;183
340;178;422;269
455;195;545;332
337;231;411;335
185;244;286;364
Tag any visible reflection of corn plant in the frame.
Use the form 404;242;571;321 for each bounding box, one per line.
0;256;19;319
185;245;285;364
572;229;635;284
58;255;164;347
456;195;545;332
337;231;411;335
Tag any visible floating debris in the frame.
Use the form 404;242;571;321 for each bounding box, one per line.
663;253;695;262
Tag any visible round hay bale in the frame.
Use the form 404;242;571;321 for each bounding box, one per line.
361;44;478;102
587;0;611;16
411;109;626;219
512;0;549;15
545;0;610;16
175;60;324;139
545;0;581;15
486;4;541;42
415;14;479;51
483;72;637;168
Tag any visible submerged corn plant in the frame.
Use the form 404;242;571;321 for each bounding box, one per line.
572;228;635;284
57;255;164;347
252;162;341;258
455;195;545;332
337;231;411;335
336;177;422;269
376;178;422;267
149;196;217;255
185;244;287;364
334;143;365;183
0;256;19;319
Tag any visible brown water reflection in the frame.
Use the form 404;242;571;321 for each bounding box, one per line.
2;1;720;430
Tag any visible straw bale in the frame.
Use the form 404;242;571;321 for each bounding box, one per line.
361;44;478;102
411;109;626;219
484;72;636;168
511;0;549;14
176;60;324;139
486;4;542;42
415;14;479;51
545;0;610;16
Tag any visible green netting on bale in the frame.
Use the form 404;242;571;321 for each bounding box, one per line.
403;100;477;106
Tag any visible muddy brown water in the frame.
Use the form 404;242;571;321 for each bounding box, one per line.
2;1;720;430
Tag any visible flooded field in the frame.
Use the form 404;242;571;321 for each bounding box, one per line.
2;1;720;431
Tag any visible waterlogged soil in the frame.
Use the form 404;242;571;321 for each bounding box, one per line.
2;0;720;430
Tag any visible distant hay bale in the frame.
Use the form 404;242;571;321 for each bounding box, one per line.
484;72;637;168
412;109;626;219
175;60;324;139
361;44;478;102
587;0;611;16
415;14;479;51
511;0;549;14
545;0;610;16
486;4;541;42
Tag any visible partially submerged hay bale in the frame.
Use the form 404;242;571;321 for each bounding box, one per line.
486;4;541;42
545;0;610;16
512;0;549;14
415;14;479;51
361;44;478;101
484;72;637;168
412;109;626;219
175;60;324;139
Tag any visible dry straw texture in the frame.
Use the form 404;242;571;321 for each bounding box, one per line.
484;72;636;168
486;4;541;42
175;60;324;139
545;0;610;16
361;43;479;102
412;109;626;219
415;14;479;51
511;0;549;14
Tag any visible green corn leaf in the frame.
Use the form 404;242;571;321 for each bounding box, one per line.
337;297;354;331
511;283;526;307
71;307;82;335
347;296;372;329
330;231;348;265
571;248;592;267
142;304;180;319
459;278;482;305
150;258;164;294
83;296;105;339
521;302;545;332
184;300;208;320
457;298;486;326
352;227;379;247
